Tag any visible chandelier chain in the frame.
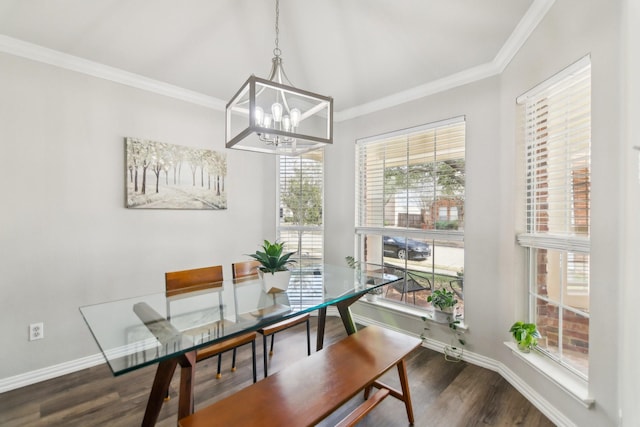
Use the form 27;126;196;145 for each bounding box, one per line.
273;0;281;57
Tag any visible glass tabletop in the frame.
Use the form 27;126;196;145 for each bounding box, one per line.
80;263;399;376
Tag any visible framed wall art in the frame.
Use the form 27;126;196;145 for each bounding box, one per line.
125;137;227;210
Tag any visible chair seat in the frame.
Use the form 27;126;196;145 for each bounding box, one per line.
196;331;257;362
258;313;311;336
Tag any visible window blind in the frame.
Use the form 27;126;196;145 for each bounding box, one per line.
356;117;465;238
517;59;591;249
277;151;324;309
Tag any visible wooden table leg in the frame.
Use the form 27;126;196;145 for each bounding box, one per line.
335;294;363;336
177;351;197;423
140;351;197;427
317;294;360;351
141;358;178;427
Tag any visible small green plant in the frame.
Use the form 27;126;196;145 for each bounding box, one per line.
248;240;296;275
509;321;541;351
345;255;358;269
428;288;458;311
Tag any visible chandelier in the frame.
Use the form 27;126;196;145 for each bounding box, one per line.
225;0;333;155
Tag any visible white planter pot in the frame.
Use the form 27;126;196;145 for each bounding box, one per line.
432;308;454;324
364;285;382;302
258;270;291;293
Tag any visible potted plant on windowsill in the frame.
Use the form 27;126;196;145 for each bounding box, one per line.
428;288;458;324
509;321;541;353
248;240;296;293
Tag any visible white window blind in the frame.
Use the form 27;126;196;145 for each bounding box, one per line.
277;151;324;309
356;116;465;239
517;58;591;247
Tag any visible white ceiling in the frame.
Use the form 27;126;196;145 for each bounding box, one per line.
0;0;552;119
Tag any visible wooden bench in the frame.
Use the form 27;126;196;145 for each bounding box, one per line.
178;325;422;427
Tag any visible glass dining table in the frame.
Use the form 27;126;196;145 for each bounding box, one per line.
79;262;400;426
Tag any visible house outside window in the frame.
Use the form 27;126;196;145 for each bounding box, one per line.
355;117;465;314
516;57;591;378
277;151;324;309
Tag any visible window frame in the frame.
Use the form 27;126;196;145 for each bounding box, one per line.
355;116;466;313
516;56;591;379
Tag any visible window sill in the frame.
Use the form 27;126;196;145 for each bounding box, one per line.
357;297;467;330
504;341;594;408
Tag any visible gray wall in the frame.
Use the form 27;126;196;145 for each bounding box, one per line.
326;1;625;425
621;1;639;426
0;52;276;378
1;0;636;425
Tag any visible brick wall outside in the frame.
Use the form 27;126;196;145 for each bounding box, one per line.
535;249;589;357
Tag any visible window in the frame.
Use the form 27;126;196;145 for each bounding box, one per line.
277;151;324;309
517;57;591;378
355;117;465;313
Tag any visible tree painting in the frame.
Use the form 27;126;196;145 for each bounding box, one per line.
125;138;227;210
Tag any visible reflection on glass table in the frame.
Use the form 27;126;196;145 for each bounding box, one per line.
79;262;400;426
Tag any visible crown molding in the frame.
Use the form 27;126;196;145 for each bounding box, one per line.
0;0;553;121
334;61;500;122
335;0;555;122
0;34;226;111
493;0;556;73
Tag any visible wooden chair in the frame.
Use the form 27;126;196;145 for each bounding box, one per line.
165;265;257;384
232;260;311;378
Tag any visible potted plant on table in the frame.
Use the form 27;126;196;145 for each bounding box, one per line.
428;288;458;324
509;321;541;353
248;240;296;293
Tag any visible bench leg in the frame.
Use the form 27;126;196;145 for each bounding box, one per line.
368;359;415;425
397;358;415;425
335;388;390;427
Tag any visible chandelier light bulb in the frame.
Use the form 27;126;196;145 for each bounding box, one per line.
263;113;273;129
290;108;301;128
271;102;283;122
254;106;264;126
282;115;291;132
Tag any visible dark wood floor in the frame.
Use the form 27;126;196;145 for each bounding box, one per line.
0;317;554;427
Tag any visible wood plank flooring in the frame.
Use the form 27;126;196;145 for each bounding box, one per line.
0;317;554;426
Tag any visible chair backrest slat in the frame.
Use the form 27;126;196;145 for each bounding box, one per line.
232;260;261;280
165;265;223;297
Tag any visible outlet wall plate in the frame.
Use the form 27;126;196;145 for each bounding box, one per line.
29;322;44;341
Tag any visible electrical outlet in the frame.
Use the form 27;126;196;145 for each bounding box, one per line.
29;322;44;341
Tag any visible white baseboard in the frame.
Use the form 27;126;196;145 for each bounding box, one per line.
0;310;331;395
352;313;576;427
0;353;105;394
